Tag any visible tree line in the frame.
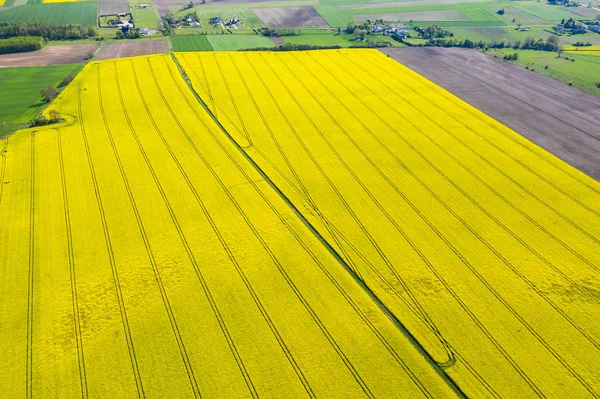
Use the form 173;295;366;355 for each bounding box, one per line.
0;36;45;54
0;22;97;40
411;34;561;52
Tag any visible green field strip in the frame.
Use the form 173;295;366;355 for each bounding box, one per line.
409;20;506;27
348;2;510;15
0;2;96;24
0;64;83;124
171;35;214;51
508;2;581;20
461;7;501;21
205;34;275;50
284;33;350;46
315;6;355;27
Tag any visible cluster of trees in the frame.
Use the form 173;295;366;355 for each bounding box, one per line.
247;43;344;51
261;28;301;37
116;28;141;39
0;22;96;40
30;110;64;127
345;22;371;34
412;34;561;53
518;35;560;51
0;36;45;54
573;40;593;46
414;25;453;39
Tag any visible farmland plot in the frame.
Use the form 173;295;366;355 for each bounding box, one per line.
0;54;456;398
177;49;600;398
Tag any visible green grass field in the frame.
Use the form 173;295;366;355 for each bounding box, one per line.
129;0;160;28
0;2;96;25
171;34;213;51
284;33;350;46
315;6;355;27
205;34;275;50
0;64;83;125
494;48;600;95
509;1;580;20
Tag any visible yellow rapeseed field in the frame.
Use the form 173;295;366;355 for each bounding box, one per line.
176;49;600;398
0;55;458;398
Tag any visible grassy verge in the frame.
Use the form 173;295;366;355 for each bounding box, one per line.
490;48;600;96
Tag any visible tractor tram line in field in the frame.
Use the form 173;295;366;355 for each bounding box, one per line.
126;56;305;398
2;49;600;397
347;53;600;265
307;49;600;340
169;54;462;397
239;51;546;397
153;55;430;399
77;84;146;398
236;51;455;361
325;51;600;273
26;131;35;399
288;53;599;395
0;139;8;205
176;50;600;397
99;63;203;399
56;128;89;399
174;53;479;399
383;51;600;198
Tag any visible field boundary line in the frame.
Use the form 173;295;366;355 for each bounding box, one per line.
225;53;364;282
26;131;35;399
0;139;8;205
77;81;145;398
175;54;377;399
57;128;88;399
171;52;468;399
114;61;204;398
136;58;261;398
102;62;202;399
146;56;316;398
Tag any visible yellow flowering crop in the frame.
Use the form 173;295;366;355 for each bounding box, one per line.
176;49;600;398
0;55;458;398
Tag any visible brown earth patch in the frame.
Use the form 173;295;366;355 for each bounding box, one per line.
95;40;169;60
380;47;600;180
252;6;329;28
0;44;99;67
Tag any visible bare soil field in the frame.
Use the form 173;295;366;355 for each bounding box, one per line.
252;6;329;28
98;0;129;15
0;44;98;67
381;47;600;180
95;40;169;60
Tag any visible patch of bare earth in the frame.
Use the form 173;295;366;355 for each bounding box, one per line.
0;44;99;67
98;0;129;15
380;47;600;180
252;6;329;28
95;40;169;60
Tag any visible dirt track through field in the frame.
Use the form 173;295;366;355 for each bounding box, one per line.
0;44;98;67
252;6;329;28
381;47;600;180
95;40;169;60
